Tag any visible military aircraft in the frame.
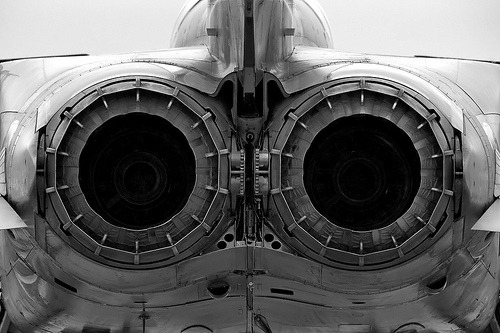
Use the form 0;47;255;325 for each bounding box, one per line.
1;0;500;332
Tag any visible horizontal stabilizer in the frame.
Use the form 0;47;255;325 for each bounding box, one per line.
472;199;500;232
0;53;89;63
0;197;27;229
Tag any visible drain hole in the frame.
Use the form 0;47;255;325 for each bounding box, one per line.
217;241;227;250
82;326;111;333
224;234;235;242
426;276;447;294
270;288;294;296
271;241;282;250
55;278;78;293
207;280;230;299
264;234;275;242
7;230;16;239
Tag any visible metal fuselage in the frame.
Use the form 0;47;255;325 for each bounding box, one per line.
1;1;500;332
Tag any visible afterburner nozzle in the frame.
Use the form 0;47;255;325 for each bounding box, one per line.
272;81;454;268
41;76;228;267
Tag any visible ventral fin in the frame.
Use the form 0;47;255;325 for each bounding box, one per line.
0;197;27;229
472;199;500;232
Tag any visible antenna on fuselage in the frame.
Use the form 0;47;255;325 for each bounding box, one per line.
138;303;150;333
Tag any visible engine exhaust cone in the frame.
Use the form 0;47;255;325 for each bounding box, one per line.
304;115;421;231
79;113;195;230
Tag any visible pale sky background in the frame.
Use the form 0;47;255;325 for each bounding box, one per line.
0;0;499;61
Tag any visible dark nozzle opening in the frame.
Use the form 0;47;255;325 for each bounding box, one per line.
304;115;421;231
79;113;195;230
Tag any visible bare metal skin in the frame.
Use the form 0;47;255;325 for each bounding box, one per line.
1;1;500;332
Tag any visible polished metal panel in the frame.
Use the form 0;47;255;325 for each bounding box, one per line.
172;0;333;73
1;0;500;332
172;0;244;73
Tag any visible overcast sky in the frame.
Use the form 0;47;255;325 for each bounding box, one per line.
0;0;499;61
